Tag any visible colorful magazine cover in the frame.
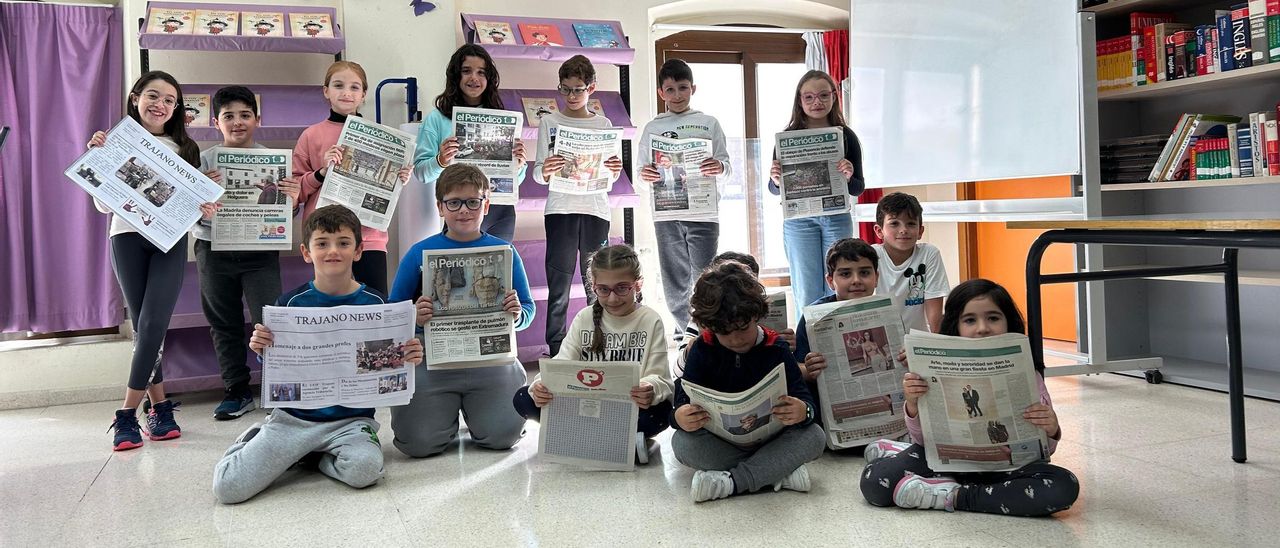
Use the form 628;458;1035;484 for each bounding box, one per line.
475;20;516;45
146;8;195;35
183;94;211;127
587;98;605;117
242;12;285;37
289;13;334;38
194;10;239;36
573;23;622;48
518;23;565;47
522;98;560;128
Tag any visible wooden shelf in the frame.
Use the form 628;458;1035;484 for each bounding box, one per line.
1113;355;1280;402
1102;175;1280;191
1098;63;1280;101
1107;264;1280;287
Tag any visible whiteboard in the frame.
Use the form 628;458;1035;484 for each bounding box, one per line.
849;0;1083;188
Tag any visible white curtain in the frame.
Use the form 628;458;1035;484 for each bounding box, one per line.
802;31;826;71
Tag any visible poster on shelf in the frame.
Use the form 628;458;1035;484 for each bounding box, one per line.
146;8;195;34
194;10;239;36
522;98;559;128
587;98;605;117
518;23;564;47
183;94;211;128
242;12;285;37
475;20;516;44
573;23;623;48
289;13;334;38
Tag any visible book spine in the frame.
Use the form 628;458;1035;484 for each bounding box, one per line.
1266;118;1280;176
1165;116;1203;181
1144;26;1160;83
1250;0;1270;63
1238;126;1255;177
1219;138;1231;178
1251;112;1267;174
1132;34;1144;85
1228;124;1241;178
1195;26;1208;76
1185;31;1198;76
1167;35;1180;79
1190;141;1199;180
1269;0;1280;61
1150;114;1190;182
1234;7;1254;68
1218;12;1237;71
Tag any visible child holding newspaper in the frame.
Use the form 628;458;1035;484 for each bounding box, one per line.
673;263;824;502
513;244;673;465
292;61;410;295
859;279;1079;517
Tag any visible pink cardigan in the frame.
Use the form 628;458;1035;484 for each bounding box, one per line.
292;117;389;252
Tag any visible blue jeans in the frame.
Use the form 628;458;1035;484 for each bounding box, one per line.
783;213;854;317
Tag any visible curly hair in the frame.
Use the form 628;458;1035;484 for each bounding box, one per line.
690;263;769;334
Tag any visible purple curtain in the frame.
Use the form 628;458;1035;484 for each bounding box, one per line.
0;3;124;333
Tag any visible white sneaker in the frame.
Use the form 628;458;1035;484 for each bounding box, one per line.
635;432;653;465
691;470;734;502
773;464;811;492
863;439;912;463
892;472;958;511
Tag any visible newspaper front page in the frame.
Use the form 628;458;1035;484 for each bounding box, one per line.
549;126;622;195
776;127;849;220
452;106;524;206
210;147;293;251
538;360;641;471
805;296;909;449
261;301;416;409
682;364;787;446
649;135;719;222
423;245;516;368
64;117;224;251
906;331;1048;472
316;117;415;232
761;291;793;333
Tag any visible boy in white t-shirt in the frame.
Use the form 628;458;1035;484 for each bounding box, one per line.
872;192;949;333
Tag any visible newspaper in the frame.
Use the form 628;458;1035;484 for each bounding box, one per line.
64;117;224;252
452;106;524;206
649;135;719;222
776;127;849;220
423;245;516;368
906;331;1049;472
538;360;641;471
805;296;909;449
210;147;293;251
316;117;415;232
261;301;417;409
682;363;787;446
549;126;622;195
762;291;792;333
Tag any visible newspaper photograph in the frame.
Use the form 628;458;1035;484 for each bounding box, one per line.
538;360;641;471
452;106;523;206
423;245;516;368
761;291;792;333
804;295;908;449
905;331;1048;472
316;117;415;232
64;117;224;251
682;363;787;446
550;126;622;195
776;127;849;220
649;135;719;222
261;300;417;409
209;147;292;251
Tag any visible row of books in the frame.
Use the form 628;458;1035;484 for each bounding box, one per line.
1096;3;1280;92
474;21;624;49
1100;134;1167;184
145;8;334;38
1148;108;1280;182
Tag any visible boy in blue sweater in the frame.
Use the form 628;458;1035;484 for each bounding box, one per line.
388;164;536;457
672;262;825;502
212;205;424;504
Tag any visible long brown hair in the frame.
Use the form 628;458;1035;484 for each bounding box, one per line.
434;45;504;116
587;244;642;355
784;70;846;131
127;71;199;166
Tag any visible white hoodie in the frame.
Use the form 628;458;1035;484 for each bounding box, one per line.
635;109;733;223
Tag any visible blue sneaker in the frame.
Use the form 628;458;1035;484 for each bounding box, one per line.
109;408;143;451
214;390;256;421
145;400;182;440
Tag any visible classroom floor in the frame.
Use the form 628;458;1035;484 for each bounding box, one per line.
3;372;1279;547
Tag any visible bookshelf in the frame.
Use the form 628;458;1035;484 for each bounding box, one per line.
1098;63;1280;101
1101;174;1280;191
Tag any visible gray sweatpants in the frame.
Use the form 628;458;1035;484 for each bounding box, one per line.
212;410;383;504
672;424;825;494
654;220;719;331
389;361;528;457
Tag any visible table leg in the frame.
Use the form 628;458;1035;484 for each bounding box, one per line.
1025;233;1054;371
1223;248;1247;463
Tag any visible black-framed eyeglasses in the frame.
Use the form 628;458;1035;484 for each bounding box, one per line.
557;84;589;96
442;198;484;211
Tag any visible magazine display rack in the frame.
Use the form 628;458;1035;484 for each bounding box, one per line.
460;13;634;64
138;2;343;54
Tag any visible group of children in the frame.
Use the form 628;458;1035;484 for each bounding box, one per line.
88;48;1077;515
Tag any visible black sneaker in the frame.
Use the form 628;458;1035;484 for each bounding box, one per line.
109;408;143;451
145;400;181;440
214;390;256;421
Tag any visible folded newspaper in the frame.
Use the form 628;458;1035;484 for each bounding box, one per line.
261;301;417;409
210;147;292;251
550;126;622;195
775;127;849;220
538;360;641;471
805;296;908;449
761;291;792;333
905;331;1048;472
64;117;224;251
317;117;415;232
423;245;516;368
648;135;719;222
452;106;524;206
682;364;787;446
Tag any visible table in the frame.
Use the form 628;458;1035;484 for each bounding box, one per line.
1008;218;1280;463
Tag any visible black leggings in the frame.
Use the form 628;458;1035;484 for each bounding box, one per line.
110;233;187;391
481;204;516;244
860;443;1078;517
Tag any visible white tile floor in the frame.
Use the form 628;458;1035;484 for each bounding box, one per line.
3;373;1279;547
